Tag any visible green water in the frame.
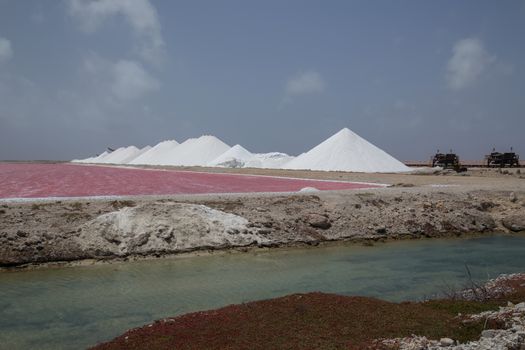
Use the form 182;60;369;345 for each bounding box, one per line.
1;235;525;350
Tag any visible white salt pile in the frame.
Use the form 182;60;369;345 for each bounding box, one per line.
245;152;295;169
121;145;151;164
72;128;410;173
299;187;320;192
129;140;179;165
150;135;230;166
92;151;110;162
71;150;109;163
282;128;410;173
99;146;142;164
208;144;253;168
71;157;90;163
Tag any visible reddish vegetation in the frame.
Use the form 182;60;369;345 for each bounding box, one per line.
0;163;381;199
92;275;525;350
89;293;484;350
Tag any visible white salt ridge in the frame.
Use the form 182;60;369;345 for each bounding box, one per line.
120;145;151;164
72;150;109;163
92;151;110;162
208;144;253;168
129;140;179;165
99;146;142;164
245;152;295;169
282;128;410;173
151;135;230;166
71;157;90;163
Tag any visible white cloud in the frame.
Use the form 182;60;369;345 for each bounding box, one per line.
285;71;325;96
68;0;165;65
82;55;159;100
446;38;495;90
0;37;13;64
111;60;160;100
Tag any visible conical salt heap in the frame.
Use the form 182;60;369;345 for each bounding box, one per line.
208;144;254;168
152;135;230;166
282;128;410;173
129;140;179;165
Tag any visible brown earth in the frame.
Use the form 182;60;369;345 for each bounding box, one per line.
0;167;524;268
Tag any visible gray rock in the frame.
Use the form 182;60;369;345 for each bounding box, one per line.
502;215;525;232
227;228;240;235
481;329;499;338
516;302;525;311
257;228;272;235
477;202;495;211
156;227;174;242
101;229;122;244
375;227;387;234
439;337;454;346
16;230;28;237
42;232;54;240
305;213;331;230
128;232;150;250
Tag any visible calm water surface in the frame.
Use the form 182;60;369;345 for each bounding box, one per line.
1;235;525;350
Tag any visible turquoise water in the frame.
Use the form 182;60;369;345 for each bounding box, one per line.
1;235;525;350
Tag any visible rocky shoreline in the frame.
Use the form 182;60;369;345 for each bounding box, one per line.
1;181;524;268
392;301;525;350
378;273;525;350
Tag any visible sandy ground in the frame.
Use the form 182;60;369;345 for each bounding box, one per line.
126;164;525;186
0;166;524;269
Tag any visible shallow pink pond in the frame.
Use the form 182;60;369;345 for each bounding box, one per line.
0;163;383;199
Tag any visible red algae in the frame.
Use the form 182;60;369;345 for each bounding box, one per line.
0;163;381;199
91;275;525;350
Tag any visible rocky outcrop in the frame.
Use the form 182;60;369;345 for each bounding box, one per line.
76;202;265;257
304;213;331;229
380;274;525;350
381;302;525;350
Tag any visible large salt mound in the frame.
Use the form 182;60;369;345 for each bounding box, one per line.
92;151;109;162
129;140;179;165
99;146;141;164
282;128;410;173
245;152;295;169
120;145;151;164
208;144;253;168
152;135;230;166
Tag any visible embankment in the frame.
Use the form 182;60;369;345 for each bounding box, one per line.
1;185;524;268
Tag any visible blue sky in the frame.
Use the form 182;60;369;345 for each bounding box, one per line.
0;0;524;160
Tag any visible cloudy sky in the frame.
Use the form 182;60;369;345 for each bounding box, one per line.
0;0;524;161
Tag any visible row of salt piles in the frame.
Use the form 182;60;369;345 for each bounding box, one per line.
72;128;410;173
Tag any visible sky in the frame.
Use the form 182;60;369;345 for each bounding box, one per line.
0;0;524;161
